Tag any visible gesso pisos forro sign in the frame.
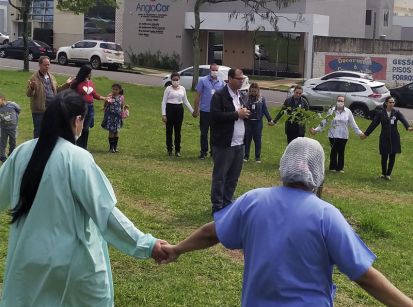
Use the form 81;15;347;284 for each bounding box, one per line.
136;1;170;14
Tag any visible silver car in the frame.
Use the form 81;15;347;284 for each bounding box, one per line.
304;70;373;87
300;77;390;118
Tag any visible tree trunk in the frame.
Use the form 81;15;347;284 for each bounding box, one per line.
22;0;30;71
191;0;203;91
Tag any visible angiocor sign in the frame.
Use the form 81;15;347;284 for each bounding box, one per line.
136;1;170;37
325;55;387;80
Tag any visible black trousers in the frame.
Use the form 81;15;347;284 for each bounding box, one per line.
165;104;184;152
381;154;396;176
329;138;348;171
199;111;211;155
211;145;244;213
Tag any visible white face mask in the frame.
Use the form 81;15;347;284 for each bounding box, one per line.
172;80;180;87
336;101;345;108
210;71;218;78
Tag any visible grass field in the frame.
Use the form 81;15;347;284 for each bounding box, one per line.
0;69;413;306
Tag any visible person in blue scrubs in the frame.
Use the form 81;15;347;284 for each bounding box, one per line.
161;137;413;307
0;91;168;307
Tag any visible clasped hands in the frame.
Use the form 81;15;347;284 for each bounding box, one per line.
151;240;179;264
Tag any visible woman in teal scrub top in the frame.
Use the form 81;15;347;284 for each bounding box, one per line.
0;90;167;307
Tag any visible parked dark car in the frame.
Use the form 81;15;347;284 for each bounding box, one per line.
390;82;413;107
0;39;56;61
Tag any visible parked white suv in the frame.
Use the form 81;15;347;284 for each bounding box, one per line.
56;40;124;70
0;32;9;45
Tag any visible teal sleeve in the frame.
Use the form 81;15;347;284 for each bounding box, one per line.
103;207;157;259
0;156;13;211
70;152;117;234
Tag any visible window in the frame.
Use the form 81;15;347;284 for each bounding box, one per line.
314;81;340;92
366;10;372;26
199;68;210;77
347;83;366;93
180;68;193;77
84;42;97;48
12;39;23;47
73;41;86;48
372;85;388;94
384;10;389;27
100;42;122;51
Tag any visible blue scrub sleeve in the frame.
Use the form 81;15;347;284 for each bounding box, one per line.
214;194;247;249
103;207;157;259
323;206;376;281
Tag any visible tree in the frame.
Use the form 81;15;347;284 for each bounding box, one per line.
190;0;298;90
7;0;116;71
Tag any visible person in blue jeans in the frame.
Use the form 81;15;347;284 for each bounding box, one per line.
243;83;273;163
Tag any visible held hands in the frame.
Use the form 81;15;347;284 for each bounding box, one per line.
238;107;250;119
268;120;275;126
162;115;167;123
408;127;413;131
309;128;316;135
151;240;180;264
360;133;367;140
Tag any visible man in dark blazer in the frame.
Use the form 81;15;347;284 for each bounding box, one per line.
210;68;250;213
273;85;309;143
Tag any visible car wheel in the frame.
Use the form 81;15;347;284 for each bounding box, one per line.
0;50;5;58
350;104;369;118
58;53;68;65
28;53;34;61
90;56;101;70
2;40;8;45
164;81;172;87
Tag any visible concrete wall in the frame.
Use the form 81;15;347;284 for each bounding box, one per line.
306;0;366;38
53;3;84;48
314;36;413;54
365;0;394;39
121;1;191;66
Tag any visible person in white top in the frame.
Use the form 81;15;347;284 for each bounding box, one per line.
161;72;194;157
310;95;365;172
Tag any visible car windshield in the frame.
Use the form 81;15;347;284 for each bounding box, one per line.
372;85;388;94
100;43;122;51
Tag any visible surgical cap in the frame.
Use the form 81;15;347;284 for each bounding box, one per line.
279;137;325;189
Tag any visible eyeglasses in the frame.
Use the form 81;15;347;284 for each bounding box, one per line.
337;100;345;102
233;77;245;81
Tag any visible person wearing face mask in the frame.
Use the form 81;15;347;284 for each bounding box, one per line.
159;137;413;307
310;95;364;173
361;96;413;180
161;72;195;156
193;64;225;159
0;90;169;307
273;85;309;144
243;82;274;163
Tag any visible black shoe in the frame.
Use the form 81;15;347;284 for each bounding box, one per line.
168;151;172;156
175;151;181;157
199;153;206;160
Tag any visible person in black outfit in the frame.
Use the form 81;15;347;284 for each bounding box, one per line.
210;68;250;213
273;85;309;143
362;96;413;180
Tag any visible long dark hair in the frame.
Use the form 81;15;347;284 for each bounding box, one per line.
70;64;92;90
10;90;87;224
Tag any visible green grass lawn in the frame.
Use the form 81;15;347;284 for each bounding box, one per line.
1;69;413;306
